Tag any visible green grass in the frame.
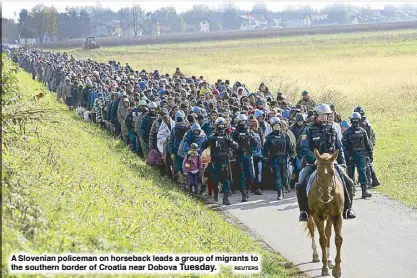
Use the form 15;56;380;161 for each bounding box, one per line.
66;28;417;208
1;60;302;277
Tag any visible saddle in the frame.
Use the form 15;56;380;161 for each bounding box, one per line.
306;170;344;195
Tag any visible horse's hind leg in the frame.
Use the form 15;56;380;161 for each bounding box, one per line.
325;219;334;269
313;215;329;276
332;214;343;278
308;218;319;262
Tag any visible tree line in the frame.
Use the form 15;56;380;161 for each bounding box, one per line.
2;2;417;44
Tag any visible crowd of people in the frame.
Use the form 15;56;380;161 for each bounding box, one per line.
10;48;381;222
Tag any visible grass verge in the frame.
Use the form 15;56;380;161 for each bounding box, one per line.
1;58;303;278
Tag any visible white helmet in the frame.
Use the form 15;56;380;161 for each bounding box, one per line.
148;101;157;109
314;103;332;115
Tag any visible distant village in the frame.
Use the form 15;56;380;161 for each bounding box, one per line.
2;3;417;45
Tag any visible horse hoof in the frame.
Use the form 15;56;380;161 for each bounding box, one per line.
322;268;329;276
328;260;334;269
313;254;320;262
332;268;341;278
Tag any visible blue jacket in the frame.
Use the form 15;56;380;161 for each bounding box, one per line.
201;121;214;137
168;122;190;155
182;130;207;155
109;98;120;123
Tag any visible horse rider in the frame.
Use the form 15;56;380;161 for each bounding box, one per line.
296;104;356;222
342;112;373;199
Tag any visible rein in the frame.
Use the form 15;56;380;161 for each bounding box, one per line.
316;162;337;204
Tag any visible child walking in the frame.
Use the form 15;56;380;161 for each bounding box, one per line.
182;143;203;194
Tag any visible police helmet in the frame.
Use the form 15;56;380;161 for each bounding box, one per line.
237;114;248;122
148;101;157;109
353;106;365;116
270;117;281;126
215;117;226;126
314;103;332;115
350;112;362;121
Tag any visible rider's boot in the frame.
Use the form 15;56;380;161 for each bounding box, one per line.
295;184;309;222
343;185;356;219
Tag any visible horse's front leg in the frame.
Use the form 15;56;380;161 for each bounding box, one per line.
313;215;329;276
308;218;320;262
332;214;343;278
325;219;334;269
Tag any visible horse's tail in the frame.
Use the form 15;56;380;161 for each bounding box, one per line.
304;218;316;238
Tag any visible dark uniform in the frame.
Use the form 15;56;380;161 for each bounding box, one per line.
263;125;295;199
342;113;373;199
297;119;356;221
202;119;238;205
230;115;258;202
361;118;380;187
354;106;380;187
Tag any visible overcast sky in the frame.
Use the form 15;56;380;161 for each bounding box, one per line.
1;1;398;20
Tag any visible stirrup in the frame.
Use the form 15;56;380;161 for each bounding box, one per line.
344;209;356;219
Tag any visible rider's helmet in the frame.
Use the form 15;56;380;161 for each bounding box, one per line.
314;103;332;126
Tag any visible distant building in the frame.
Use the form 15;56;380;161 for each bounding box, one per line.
151;21;173;35
252;14;268;29
350;15;362;24
185;17;210;32
278;12;312;28
93;21;122;37
238;15;257;30
268;18;283;28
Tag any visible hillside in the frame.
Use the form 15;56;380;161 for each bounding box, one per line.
1;58;301;277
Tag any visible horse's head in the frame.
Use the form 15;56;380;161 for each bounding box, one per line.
314;149;339;203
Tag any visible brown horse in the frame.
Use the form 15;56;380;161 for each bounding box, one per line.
306;149;344;277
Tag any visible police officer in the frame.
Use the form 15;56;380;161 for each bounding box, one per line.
230;114;258;202
263;117;295;200
353;106;381;187
296;104;356;222
342;112;373;199
201;117;238;205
